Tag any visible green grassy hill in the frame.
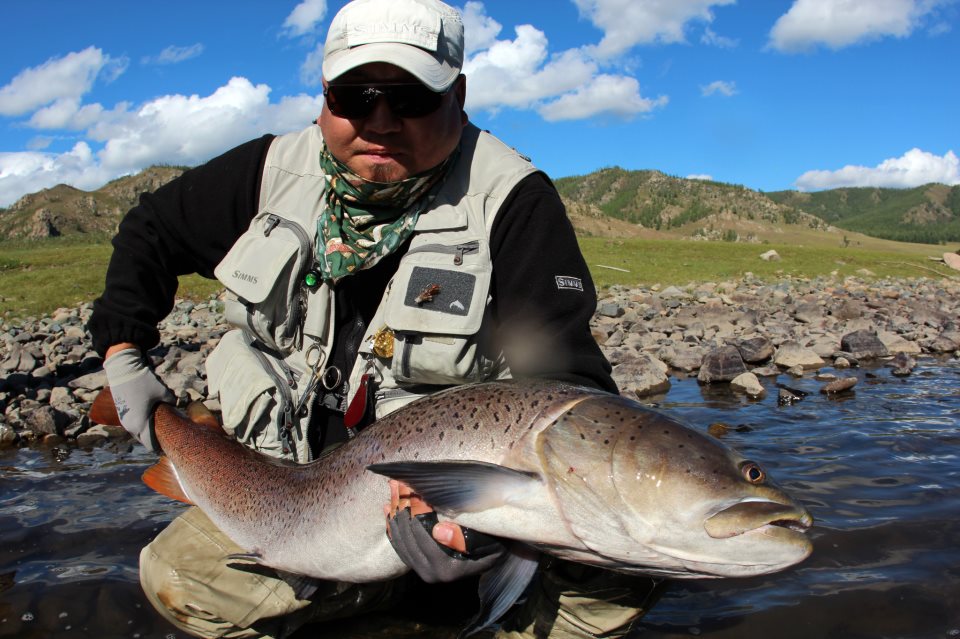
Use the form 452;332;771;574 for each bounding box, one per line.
766;183;960;244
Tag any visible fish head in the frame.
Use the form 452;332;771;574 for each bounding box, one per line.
538;393;813;578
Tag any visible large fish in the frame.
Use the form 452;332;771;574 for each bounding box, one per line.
99;381;813;633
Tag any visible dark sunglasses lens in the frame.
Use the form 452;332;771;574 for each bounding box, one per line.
385;85;443;118
326;84;444;119
325;86;376;119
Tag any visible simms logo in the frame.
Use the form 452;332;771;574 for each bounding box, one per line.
555;276;583;292
232;270;259;284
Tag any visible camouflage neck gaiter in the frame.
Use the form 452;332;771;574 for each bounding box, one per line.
316;145;457;283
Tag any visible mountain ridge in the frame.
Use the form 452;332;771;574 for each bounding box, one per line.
2;164;958;245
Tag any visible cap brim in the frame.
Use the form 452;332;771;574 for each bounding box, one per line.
322;42;459;92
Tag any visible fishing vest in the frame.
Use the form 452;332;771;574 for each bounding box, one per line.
205;123;538;462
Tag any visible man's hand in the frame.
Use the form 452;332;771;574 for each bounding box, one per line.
384;479;506;583
102;345;174;452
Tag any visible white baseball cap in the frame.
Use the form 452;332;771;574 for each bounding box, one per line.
322;0;464;92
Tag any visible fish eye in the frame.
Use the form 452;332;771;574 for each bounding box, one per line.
740;462;766;484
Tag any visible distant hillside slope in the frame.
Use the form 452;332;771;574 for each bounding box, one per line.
767;183;960;244
0;166;186;240
555;167;829;242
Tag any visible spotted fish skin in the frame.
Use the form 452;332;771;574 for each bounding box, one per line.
149;380;812;583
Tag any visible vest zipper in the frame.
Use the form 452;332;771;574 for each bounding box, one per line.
249;337;300;462
404;240;480;265
263;214;314;342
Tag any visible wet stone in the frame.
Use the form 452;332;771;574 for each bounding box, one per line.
698;345;748;384
737;336;774;363
841;329;889;360
822;377;858;394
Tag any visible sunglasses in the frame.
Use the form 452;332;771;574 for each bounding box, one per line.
323;83;450;119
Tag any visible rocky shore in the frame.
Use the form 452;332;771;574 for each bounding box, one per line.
2;275;958;449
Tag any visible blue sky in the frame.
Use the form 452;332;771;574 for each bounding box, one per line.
0;0;958;207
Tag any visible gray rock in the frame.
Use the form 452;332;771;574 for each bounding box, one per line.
698;345;748;384
659;345;704;373
773;340;825;370
793;302;823;324
840;329;889;360
737;336;774;363
730;372;766;398
613;353;671;398
597;302;624;318
24;405;68;436
68;370;107;390
821;377;857;394
0;424;18;447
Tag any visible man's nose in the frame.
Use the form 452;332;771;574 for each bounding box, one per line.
362;94;402;134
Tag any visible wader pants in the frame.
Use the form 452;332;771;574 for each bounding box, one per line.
140;508;666;639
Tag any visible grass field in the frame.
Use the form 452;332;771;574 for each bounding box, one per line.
0;233;956;322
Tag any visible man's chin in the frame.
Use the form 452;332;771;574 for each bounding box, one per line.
354;156;409;183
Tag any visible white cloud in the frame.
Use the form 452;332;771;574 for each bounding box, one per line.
769;0;950;52
28;99;105;130
300;46;326;87
572;0;736;58
687;174;714;180
0;47;119;116
0;78;324;207
795;148;960;190
143;44;205;65
461;1;503;55
283;0;328;38
0;142;113;207
701;80;737;97
701;27;739;48
463;21;666;121
538;74;668;121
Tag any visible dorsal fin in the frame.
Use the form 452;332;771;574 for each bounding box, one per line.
142;456;193;504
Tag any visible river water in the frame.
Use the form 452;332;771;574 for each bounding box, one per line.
1;357;958;638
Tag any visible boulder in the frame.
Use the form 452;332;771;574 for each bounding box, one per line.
698;346;748;384
773;340;825;370
840;329;889;360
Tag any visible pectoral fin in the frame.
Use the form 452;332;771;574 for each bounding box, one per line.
367;461;541;513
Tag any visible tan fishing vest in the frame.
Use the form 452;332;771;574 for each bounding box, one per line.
206;123;537;462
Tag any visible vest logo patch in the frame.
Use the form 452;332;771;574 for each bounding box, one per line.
232;270;259;284
404;267;475;316
555;276;583;292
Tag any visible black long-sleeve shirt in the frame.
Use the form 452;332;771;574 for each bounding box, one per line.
88;128;616;444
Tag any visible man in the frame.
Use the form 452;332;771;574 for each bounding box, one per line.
89;0;664;637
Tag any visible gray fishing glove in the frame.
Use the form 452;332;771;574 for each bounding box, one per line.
388;509;506;583
102;347;174;452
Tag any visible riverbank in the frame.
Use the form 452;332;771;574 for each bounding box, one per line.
1;275;958;448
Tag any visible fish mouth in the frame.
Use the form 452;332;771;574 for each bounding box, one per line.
704;499;813;540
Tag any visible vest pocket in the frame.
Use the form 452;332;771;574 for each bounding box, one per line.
206;329;307;462
382;240;494;385
214;213;314;353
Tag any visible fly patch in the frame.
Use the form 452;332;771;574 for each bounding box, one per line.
555;276;583;292
404;267;475;316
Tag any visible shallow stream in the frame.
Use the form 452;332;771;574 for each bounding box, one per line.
2;358;958;638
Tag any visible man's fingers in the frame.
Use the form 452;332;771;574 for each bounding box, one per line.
432;521;468;554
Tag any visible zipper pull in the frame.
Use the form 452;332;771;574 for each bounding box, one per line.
264;214;281;237
454;241;479;265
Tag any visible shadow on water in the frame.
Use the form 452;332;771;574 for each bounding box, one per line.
1;358;959;638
